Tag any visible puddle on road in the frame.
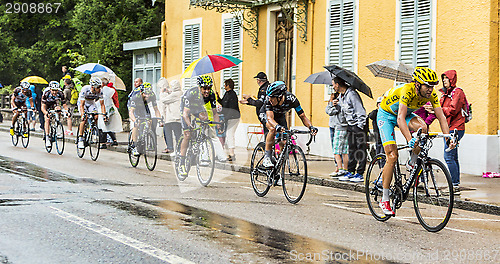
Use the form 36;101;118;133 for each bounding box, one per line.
0;155;132;186
97;199;390;263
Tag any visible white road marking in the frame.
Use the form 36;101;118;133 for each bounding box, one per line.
50;206;196;264
240;186;254;190
398;216;500;222
443;227;476;234
323;203;358;211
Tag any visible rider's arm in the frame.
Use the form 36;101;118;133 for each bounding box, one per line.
266;110;278;128
182;108;191;128
99;99;106;115
153;106;161;118
10;93;16;109
29;97;34;109
298;112;312;129
397;103;412;142
41;103;48;116
433;107;450;134
78;100;85;116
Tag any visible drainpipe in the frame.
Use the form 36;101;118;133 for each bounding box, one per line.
309;0;315;122
161;1;168;78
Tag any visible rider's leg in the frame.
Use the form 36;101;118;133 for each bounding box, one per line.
407;116;427;164
265;121;276;155
382;144;398;197
44;113;51;136
179;130;191;157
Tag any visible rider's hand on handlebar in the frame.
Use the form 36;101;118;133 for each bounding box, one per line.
408;137;418;148
275;124;284;133
309;126;318;136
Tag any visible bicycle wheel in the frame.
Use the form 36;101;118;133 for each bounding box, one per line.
128;131;140;167
196;135;215;186
144;131;157;171
88;126;101;161
76;126;85;158
413;158;454;232
282;145;308;204
21;118;30;148
365;154;392;221
11;119;20;146
250;142;271;197
54;121;65;155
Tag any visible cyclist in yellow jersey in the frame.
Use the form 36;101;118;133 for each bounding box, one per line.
376;67;456;216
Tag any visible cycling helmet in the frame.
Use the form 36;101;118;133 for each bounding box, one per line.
89;76;103;87
49;81;61;90
142;82;153;94
266;81;287;97
20;81;30;89
197;75;213;87
412;67;439;86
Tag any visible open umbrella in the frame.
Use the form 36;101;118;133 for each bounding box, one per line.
304;71;334;85
181;54;242;79
366;59;413;83
0;83;2;88
75;63;114;75
91;72;126;91
21;76;48;84
324;65;373;98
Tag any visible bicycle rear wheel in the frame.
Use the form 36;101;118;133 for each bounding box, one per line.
365;154;392;221
11;119;20;146
282;145;307;204
76;126;85;158
21;118;30;148
196;136;215;186
128;131;140;167
88;126;101;161
144;131;157;171
413;158;453;232
250;142;271;197
54;121;65;155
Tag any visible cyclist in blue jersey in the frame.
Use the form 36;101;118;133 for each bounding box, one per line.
259;81;318;168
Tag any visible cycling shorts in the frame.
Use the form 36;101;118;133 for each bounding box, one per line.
376;108;417;146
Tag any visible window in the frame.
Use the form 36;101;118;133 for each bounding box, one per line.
135;70;143;81
183;23;201;90
221;17;241;95
156;51;161;65
326;0;355;99
147;53;154;65
135;54;144;65
398;0;433;68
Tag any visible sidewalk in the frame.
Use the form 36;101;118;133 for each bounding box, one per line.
1;122;499;215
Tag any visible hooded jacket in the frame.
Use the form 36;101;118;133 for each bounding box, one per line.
159;80;182;123
439;70;466;130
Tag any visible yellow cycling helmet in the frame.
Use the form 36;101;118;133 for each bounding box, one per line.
412;67;439;86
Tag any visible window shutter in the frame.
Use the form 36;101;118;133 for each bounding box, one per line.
399;0;432;68
184;24;200;89
222;17;241;95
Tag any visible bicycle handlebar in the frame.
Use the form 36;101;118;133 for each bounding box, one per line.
283;129;316;146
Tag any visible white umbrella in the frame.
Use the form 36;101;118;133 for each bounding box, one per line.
366;59;413;83
75;63;114;75
91;72;126;91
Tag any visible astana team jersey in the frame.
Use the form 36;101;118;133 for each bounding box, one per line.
379;83;440;116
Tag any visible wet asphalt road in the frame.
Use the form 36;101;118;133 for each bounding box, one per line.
0;132;499;264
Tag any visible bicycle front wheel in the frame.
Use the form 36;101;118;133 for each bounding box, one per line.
365;154;392;221
413;158;454;232
21;118;30;148
250;142;271;197
282;145;308;204
196;136;215;187
144;131;157;171
128;131;140;167
11;119;20;146
88;126;101;161
54;121;65;155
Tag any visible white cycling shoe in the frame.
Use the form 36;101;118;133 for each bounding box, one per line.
262;156;274;168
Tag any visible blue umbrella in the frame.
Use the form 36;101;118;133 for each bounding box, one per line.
0;83;3;88
74;63;114;75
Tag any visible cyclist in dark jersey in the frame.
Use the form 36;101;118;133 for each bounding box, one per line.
10;81;34;136
260;81;318;168
77;77;107;149
41;81;68;148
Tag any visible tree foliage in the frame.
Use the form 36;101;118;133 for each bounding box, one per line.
0;0;165;118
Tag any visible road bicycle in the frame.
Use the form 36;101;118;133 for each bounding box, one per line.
44;109;67;155
76;112;104;161
128;117;161;171
11;107;30;148
365;129;458;232
174;118;222;187
250;128;314;204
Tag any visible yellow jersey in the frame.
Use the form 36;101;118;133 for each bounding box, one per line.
379;83;440;116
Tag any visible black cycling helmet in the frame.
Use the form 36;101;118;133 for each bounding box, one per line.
266;81;287;97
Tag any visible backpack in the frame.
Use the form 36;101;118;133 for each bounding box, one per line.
451;87;472;123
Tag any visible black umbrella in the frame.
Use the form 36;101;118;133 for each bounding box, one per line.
324;65;373;98
304;71;333;85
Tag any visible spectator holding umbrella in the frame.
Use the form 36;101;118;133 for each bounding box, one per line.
216;78;241;161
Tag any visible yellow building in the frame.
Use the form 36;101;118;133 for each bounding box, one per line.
160;0;500;174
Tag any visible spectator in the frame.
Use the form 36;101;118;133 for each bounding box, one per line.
61;66;73;78
98;77;122;148
240;72;269;134
216;78;241;161
26;84;37;131
325;91;349;177
34;84;44;130
159;79;182;154
334;77;367;183
439;70;467;193
368;96;385;156
62;78;76;135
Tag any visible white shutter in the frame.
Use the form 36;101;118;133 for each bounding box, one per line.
183;24;200;89
399;0;432;68
222;17;241;95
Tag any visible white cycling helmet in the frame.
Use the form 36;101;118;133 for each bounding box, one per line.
89;76;103;87
20;81;30;89
49;81;61;90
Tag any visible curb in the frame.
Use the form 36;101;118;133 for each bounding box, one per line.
2;126;499;216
